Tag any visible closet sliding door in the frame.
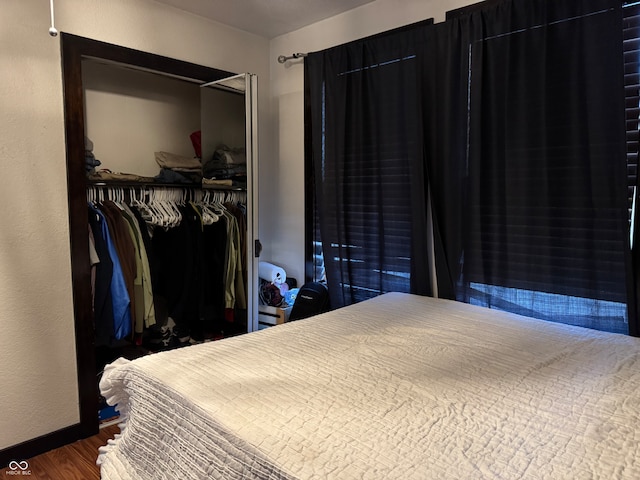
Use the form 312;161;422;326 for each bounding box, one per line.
201;73;259;333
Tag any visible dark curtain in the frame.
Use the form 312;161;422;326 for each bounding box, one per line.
625;3;640;218
305;0;635;334
416;19;478;301
445;0;631;333
305;22;433;308
625;2;640;337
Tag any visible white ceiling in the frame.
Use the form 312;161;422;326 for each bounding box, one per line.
153;0;377;38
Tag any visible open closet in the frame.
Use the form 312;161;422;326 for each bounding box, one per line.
61;33;260;437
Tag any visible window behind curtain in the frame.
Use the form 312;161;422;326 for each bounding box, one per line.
305;23;432;308
624;2;640;224
307;84;414;293
314;60;416;305
624;2;640;337
459;1;631;333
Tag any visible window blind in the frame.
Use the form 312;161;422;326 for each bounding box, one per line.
318;62;416;303
624;2;640;221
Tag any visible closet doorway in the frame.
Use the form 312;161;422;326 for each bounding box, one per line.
61;34;259;438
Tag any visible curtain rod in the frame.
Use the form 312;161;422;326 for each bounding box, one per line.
277;52;308;64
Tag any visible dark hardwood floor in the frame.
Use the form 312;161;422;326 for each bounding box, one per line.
0;424;119;479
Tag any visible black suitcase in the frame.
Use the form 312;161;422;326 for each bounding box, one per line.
289;282;330;321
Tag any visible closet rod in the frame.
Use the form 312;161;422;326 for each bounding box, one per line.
87;184;247;203
88;181;245;191
88;181;201;188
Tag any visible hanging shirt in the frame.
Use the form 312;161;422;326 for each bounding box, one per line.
151;207;200;330
122;204;156;331
225;203;247;310
202;214;227;330
88;224;100;311
88;205;115;345
99;200;137;336
91;205;131;340
222;208;238;310
122;212;145;334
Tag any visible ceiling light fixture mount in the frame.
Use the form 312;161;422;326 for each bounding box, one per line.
49;0;58;37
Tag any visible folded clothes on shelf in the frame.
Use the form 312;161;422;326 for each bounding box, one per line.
154;151;202;172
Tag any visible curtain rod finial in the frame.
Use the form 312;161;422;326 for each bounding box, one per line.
278;53;308;64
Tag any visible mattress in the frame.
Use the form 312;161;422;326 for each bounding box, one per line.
98;292;640;479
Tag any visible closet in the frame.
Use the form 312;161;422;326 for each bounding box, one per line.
61;34;260;437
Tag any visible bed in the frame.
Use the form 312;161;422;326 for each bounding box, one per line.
98;292;640;479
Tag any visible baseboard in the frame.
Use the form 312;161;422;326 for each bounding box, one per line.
0;423;83;468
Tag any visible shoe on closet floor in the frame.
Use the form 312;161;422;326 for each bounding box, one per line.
173;324;191;345
147;324;172;349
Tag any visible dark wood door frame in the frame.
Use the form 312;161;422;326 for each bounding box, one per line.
60;33;235;438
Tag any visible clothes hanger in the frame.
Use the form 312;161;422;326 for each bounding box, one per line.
164;188;182;228
169;190;180;228
157;189;173;228
199;189;219;224
131;187;153;223
168;189;182;228
147;188;163;227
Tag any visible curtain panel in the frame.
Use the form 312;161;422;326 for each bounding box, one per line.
626;2;640;336
449;0;632;333
305;22;433;308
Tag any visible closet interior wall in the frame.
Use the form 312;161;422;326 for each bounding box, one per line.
62;33;258;438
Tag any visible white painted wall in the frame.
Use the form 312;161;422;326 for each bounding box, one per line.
83;61;202;177
0;0;268;450
0;0;476;453
266;0;474;284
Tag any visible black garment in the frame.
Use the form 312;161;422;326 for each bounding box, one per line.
155;168;202;184
183;205;204;338
201;215;228;331
151;206;203;337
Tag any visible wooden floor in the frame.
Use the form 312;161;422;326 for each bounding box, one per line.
0;424;119;480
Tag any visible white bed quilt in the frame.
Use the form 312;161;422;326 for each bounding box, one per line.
98;292;640;479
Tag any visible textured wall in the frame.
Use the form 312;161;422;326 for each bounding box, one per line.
0;0;269;450
0;0;476;453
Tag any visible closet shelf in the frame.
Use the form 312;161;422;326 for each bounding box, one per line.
87;179;247;191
